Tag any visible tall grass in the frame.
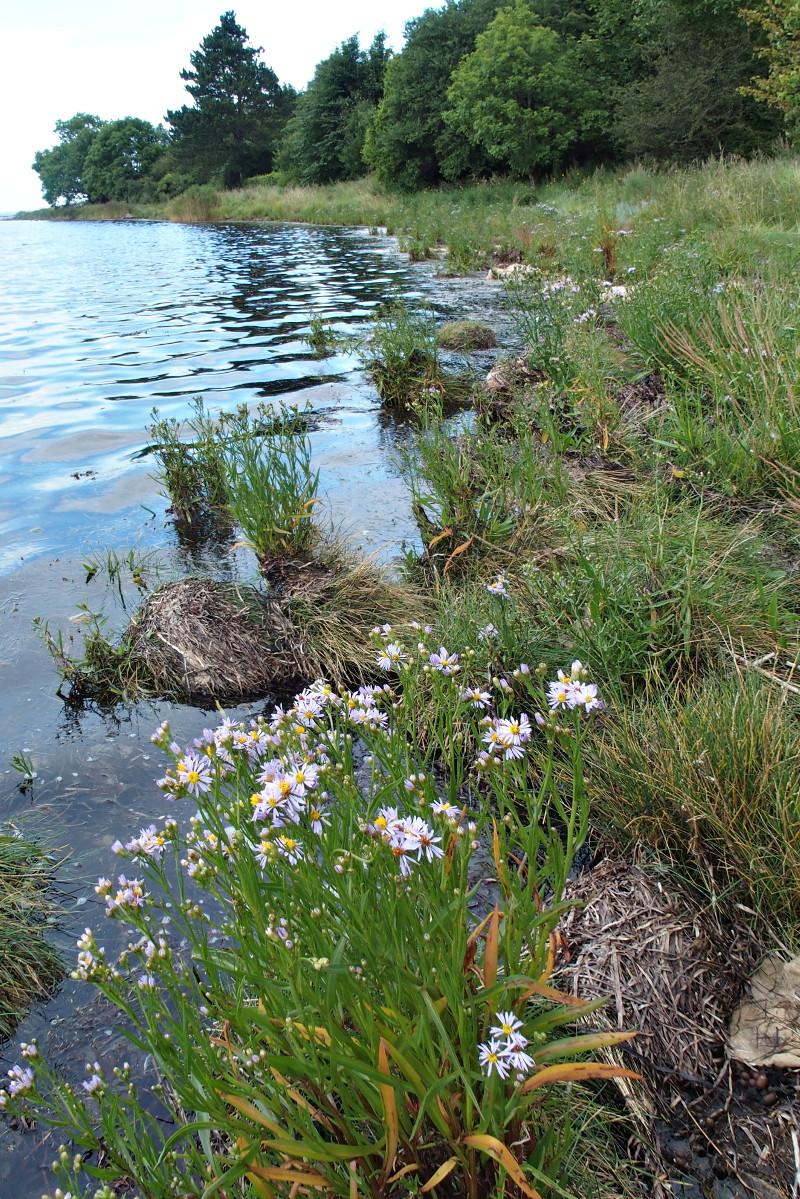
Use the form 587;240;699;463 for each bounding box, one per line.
0;829;63;1040
586;671;800;939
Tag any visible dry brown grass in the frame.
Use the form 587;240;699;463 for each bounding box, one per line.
126;544;427;699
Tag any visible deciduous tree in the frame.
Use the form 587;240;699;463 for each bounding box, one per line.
32;114;105;206
741;0;800;141
364;0;502;190
443;0;605;180
81;118;168;203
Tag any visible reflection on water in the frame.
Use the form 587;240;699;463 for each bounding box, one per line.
0;217;506;1195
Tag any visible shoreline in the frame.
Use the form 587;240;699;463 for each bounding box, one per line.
4;155;800;1195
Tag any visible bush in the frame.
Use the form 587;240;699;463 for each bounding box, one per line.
166;184;221;222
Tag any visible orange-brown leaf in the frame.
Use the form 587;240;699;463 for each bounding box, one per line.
421;1157;459;1192
520;1062;642;1094
462;1135;543;1199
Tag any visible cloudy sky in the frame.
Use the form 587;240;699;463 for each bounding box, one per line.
0;0;427;212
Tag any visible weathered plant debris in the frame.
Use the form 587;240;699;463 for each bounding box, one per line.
559;857;799;1198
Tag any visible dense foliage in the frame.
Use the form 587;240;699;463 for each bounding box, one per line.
166;10;295;189
276;34;391;185
30;0;791;206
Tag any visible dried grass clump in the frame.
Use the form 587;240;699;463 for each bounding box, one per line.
561;859;751;1089
126;550;426;700
286;545;426;682
129;579;294;698
559;858;797;1196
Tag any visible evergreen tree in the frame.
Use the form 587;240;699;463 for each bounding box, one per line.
167;11;293;188
32;114;105;206
593;0;782;159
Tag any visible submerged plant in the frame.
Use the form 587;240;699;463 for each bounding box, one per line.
3;636;635;1198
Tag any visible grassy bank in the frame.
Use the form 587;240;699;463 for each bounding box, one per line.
9;156;800;1197
17;155;800;275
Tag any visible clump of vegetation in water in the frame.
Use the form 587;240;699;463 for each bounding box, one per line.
438;320;498;350
356;301;473;410
303;313;339;357
144;398;314;537
1;639;637;1198
0;826;63;1040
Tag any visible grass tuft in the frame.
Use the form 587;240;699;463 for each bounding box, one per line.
0;829;63;1041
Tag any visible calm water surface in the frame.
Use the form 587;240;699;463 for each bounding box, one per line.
0;216;505;1195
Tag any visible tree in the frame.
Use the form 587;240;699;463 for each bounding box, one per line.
81;118;168;203
167;11;293;188
32;114;105;206
277;34;391;184
609;0;782;159
443;0;605;180
363;0;502;190
741;0;800;141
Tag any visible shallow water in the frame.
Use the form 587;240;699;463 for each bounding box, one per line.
0;215;509;1194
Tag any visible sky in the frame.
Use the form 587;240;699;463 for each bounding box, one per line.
0;0;428;212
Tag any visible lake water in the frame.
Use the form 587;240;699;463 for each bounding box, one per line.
0;216;506;1194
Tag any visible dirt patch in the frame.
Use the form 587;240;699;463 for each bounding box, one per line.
617;371;666;414
559;858;799;1198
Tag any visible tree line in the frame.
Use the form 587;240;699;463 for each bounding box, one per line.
32;1;800;206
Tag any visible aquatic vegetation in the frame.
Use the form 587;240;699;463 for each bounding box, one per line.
0;828;64;1041
1;637;636;1198
355;301;474;410
223;424;320;565
438;319;498;350
304;312;338;356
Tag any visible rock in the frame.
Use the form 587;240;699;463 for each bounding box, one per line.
486;263;539;281
728;953;800;1068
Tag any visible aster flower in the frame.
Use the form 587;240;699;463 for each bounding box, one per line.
275;834;303;865
308;804;331;835
486;574;509;598
429;647;460;676
376;643;408;671
478;1040;511;1079
175;753;213;797
567;681;601;711
490;1010;523;1040
546;680;571;710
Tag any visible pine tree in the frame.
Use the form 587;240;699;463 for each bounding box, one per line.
167;11;293;188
